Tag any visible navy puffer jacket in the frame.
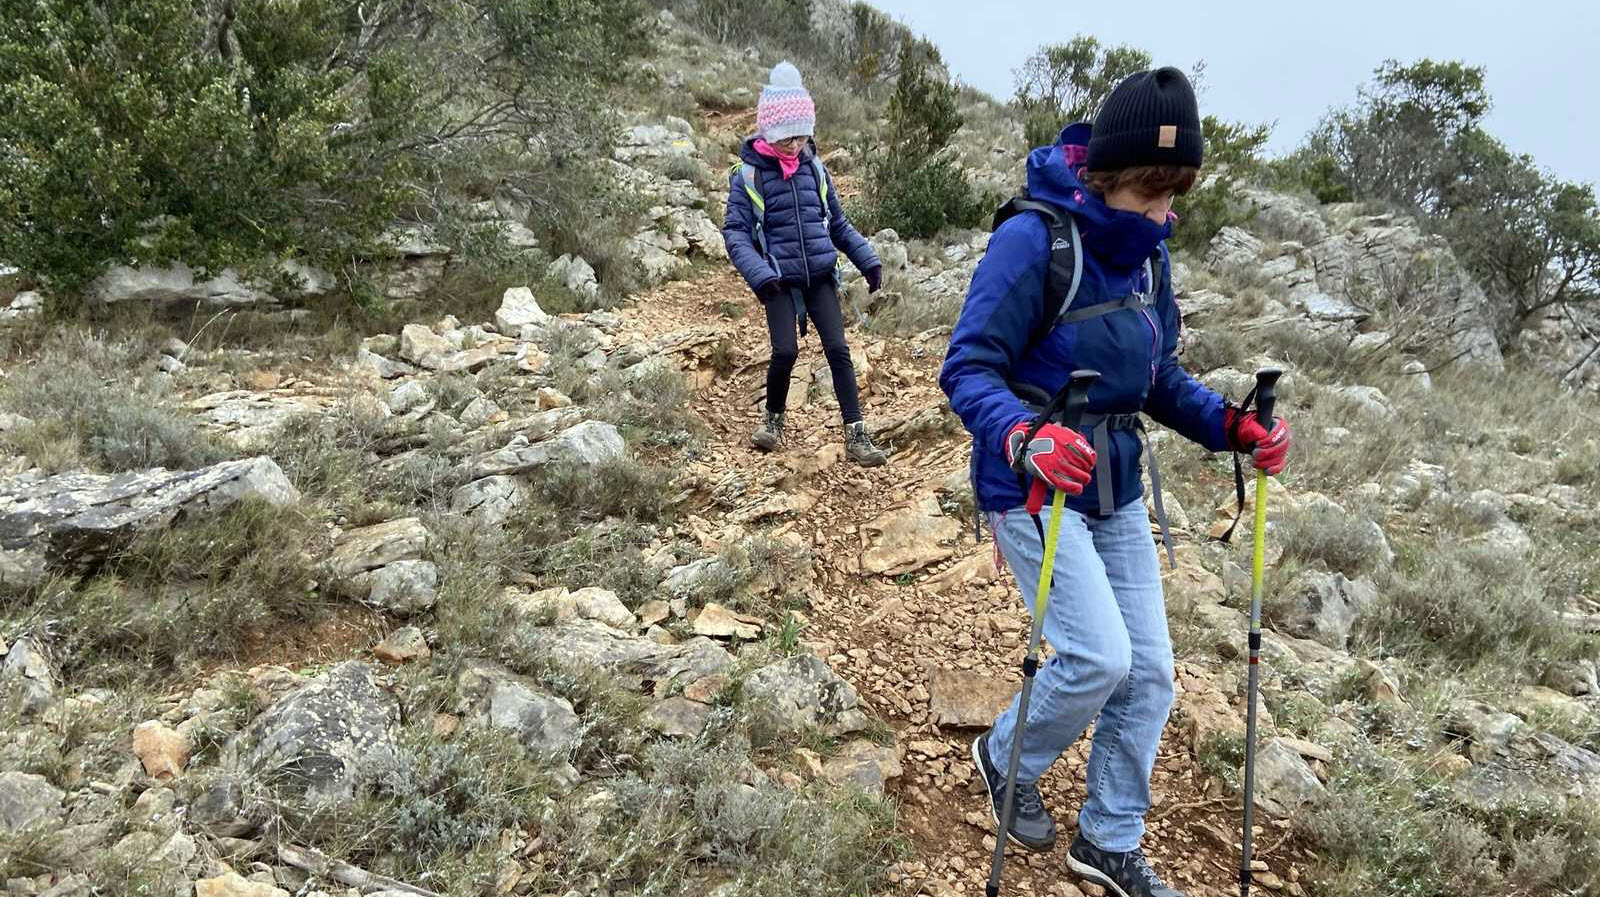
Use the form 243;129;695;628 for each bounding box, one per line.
723;138;878;293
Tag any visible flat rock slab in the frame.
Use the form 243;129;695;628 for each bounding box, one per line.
860;494;958;576
0;457;299;580
927;668;1015;729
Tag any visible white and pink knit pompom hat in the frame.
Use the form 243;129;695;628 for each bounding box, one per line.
756;61;816;143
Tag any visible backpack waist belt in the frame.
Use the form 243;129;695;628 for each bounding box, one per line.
1008;382;1177;569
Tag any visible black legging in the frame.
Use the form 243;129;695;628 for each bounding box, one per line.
763;279;862;424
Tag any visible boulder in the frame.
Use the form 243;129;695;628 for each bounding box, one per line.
469;421;625;478
0;771;64;834
373;626;431;665
1;636;56;714
518;619;734;694
571;587;638;630
450;475;528;526
742;655;869;737
643;697;712;738
0;457;298;581
1250;739;1327;816
823;739;903;795
226;662;400;800
328;517;428;580
692;602;762;640
399;323;454;369
495;286;551;334
350;559;440;615
548;254;600;303
132;721;190;780
1274;571;1377;651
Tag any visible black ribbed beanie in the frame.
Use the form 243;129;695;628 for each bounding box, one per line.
1086;67;1203;171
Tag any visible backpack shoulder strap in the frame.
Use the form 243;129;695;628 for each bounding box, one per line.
992;196;1083;348
736;162;768;255
810;157;831;231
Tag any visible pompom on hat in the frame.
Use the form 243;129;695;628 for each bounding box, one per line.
756;61;817;143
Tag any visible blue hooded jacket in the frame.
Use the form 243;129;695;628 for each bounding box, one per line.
723;138;878;293
940;123;1229;516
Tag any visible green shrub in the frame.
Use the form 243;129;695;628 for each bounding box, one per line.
1277;502;1390;578
0;0;646;303
856;41;987;239
1356;539;1582;674
22;499;324;682
0;334;230;473
1305;744;1505;897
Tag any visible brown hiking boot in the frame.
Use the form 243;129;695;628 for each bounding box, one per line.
751;411;785;451
845;422;887;467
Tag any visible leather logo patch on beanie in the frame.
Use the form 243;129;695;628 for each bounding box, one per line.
1087;67;1204;171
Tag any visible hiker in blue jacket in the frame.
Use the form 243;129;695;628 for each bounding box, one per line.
723;61;887;466
941;69;1291;897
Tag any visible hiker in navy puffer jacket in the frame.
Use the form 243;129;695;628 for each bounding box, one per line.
723;61;887;466
942;69;1292;897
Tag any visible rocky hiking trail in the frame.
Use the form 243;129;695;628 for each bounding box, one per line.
619;267;1318;897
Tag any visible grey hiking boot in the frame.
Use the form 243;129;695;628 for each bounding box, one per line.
844;421;887;467
1067;833;1187;897
972;730;1057;851
751;411;785;451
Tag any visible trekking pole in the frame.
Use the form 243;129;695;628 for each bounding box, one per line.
1239;367;1282;897
986;369;1099;897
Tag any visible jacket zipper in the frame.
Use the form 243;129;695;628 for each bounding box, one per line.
791;176;811;287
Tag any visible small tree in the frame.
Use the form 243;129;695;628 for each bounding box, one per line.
1309;59;1491;214
1012;36;1152;149
0;0;647;303
858;41;986;238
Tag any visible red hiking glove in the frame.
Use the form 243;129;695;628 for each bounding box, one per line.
1225;406;1292;475
1006;421;1097;513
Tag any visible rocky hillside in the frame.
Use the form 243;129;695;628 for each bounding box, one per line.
3;8;1599;897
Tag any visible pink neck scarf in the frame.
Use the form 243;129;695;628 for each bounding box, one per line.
754;138;803;179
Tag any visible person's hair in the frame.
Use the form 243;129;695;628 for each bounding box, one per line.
1082;165;1199;198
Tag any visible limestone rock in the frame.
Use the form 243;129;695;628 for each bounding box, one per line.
861;494;959;576
328;517;428;580
643;697;712;738
227;662;400;800
373;626;430;664
0;771;64;834
400;323;453;369
450;475;527;526
470;421;625;478
1251;738;1327;816
0;458;298;581
1275;571;1376;651
823;739;903;794
353;559;439;615
692;602;762;640
928;669;1014;729
132;721;190;780
495;286;551;334
743;655;869;737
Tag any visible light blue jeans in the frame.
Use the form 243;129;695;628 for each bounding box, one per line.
984;498;1174;853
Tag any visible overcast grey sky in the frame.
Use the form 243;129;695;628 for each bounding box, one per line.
865;0;1597;188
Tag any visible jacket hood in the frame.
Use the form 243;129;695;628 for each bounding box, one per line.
1025;122;1172;271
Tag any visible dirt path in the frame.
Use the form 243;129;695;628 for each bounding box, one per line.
621;268;1316;897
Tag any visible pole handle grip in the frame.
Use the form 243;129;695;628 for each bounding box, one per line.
1254;368;1283;430
1062;369;1099;431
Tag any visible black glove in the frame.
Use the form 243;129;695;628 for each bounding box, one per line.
863;266;883;294
755;279;783;303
